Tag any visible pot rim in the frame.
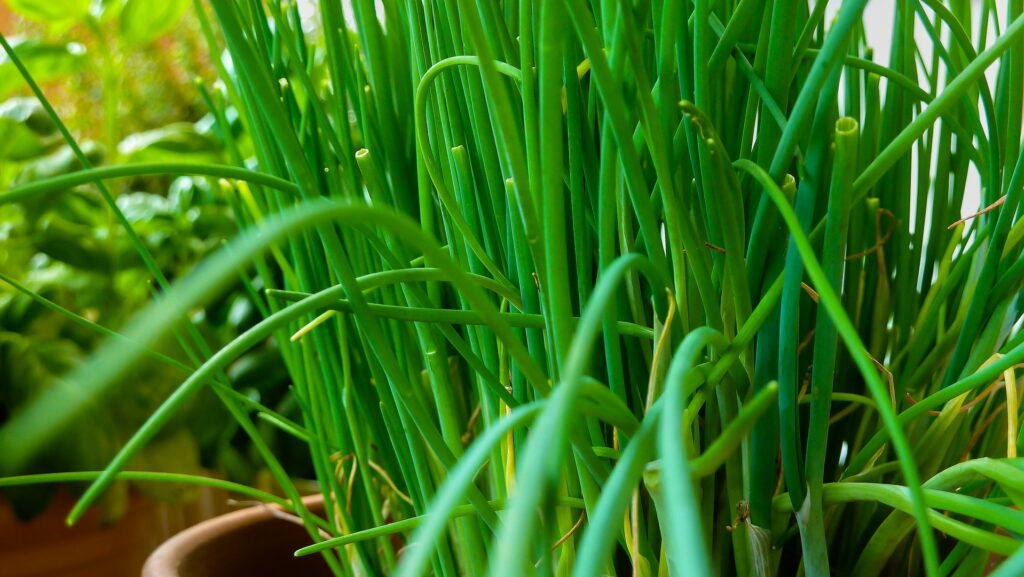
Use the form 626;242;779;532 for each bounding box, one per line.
141;493;324;577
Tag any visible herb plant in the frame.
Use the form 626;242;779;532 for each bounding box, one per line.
2;0;1024;576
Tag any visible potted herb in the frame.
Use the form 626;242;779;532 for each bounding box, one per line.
3;0;1024;576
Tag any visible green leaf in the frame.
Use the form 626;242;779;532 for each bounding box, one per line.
92;0;123;22
3;0;90;23
13;141;104;186
0;39;86;100
117;122;222;164
119;0;189;45
115;191;174;223
34;216;117;272
0;97;59;161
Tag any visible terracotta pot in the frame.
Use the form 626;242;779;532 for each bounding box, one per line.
0;486;229;577
142;496;333;577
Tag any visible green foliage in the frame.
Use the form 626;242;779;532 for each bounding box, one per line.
0;47;286;518
0;97;58;160
5;0;89;24
2;0;1024;576
0;138;250;513
0;39;85;100
118;122;222;164
119;0;189;45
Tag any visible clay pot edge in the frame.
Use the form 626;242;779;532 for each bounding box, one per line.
141;494;324;577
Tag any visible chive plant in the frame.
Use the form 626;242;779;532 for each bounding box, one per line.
2;0;1024;575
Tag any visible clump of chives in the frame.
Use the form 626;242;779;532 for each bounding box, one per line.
2;1;1024;576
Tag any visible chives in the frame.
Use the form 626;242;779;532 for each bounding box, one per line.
2;1;1024;575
